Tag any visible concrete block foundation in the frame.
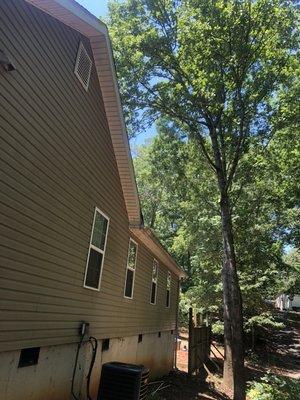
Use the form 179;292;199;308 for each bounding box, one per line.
0;330;175;400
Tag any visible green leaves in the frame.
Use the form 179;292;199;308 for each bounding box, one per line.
108;0;299;325
133;114;299;318
244;313;284;333
247;374;300;400
108;0;298;149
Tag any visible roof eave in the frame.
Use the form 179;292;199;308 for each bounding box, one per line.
130;227;187;279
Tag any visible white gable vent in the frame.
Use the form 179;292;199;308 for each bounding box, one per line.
74;42;92;91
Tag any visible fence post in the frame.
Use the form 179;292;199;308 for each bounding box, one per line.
188;307;193;376
188;307;212;380
196;312;201;327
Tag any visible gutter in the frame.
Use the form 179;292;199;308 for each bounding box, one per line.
130;227;187;279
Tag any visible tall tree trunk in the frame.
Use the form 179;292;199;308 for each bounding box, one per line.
219;187;245;400
209;126;246;399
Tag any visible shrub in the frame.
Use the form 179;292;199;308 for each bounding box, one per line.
148;393;161;400
178;293;192;327
247;374;300;400
212;320;224;336
244;312;284;333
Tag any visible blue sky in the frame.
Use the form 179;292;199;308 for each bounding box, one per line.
77;0;109;19
77;0;154;147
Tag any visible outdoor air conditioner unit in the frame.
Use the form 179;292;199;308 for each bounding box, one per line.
97;362;149;400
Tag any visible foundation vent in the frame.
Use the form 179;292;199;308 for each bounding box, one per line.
74;42;92;91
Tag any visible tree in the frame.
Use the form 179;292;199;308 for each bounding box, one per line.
107;1;298;398
282;249;300;295
133;118;299;323
133;121;222;299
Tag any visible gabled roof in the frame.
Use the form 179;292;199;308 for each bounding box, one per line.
25;0;187;279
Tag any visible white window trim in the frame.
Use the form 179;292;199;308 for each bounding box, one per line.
166;271;171;308
150;259;159;305
83;207;110;291
124;238;138;299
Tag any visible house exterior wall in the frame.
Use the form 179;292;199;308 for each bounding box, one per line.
292;295;300;309
275;294;300;310
0;1;180;392
0;331;175;400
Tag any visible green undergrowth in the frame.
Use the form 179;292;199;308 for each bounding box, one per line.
247;374;300;400
148;394;160;400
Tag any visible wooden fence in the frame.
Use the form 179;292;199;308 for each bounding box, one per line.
188;308;211;378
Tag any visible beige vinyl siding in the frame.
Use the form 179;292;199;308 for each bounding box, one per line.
0;0;179;352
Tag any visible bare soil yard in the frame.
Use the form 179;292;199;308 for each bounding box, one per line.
150;324;300;400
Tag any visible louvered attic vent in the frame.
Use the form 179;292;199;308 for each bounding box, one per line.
74;42;92;91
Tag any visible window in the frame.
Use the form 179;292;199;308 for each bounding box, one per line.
124;239;138;298
18;347;40;368
166;271;171;308
150;259;159;304
74;42;92;91
84;208;109;290
102;338;110;352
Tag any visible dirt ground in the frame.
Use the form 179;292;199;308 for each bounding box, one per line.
150;330;229;400
149;371;230;400
176;330;189;372
246;325;300;380
150;324;300;400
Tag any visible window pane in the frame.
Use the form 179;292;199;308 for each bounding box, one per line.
152;260;158;280
91;212;108;250
166;289;170;307
151;282;156;304
85;248;103;289
127;241;137;269
125;269;134;298
167;272;171;290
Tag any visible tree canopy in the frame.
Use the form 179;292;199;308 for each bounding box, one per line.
133;116;299;312
107;1;299;397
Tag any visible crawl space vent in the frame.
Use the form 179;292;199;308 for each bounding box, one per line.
74;42;92;91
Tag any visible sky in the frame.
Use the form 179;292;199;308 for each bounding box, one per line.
76;0;109;20
76;0;154;147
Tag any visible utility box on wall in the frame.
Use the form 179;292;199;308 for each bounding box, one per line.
97;362;149;400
